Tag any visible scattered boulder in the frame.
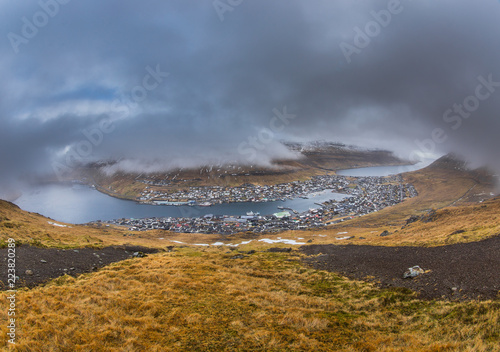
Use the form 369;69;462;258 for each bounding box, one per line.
40;259;47;263
132;252;146;258
403;265;425;279
230;254;245;260
267;248;292;253
402;211;439;228
122;246;159;254
421;209;438;223
402;215;420;228
25;270;33;276
380;231;391;237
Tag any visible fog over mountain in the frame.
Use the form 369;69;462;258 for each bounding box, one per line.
1;0;499;191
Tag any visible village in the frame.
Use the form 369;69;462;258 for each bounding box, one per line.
103;174;418;235
137;175;348;205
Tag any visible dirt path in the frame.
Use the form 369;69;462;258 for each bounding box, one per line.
301;235;500;300
448;183;477;207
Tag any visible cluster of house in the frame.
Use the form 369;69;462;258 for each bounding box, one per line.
138;175;353;205
103;174;417;235
106;210;326;235
322;175;418;220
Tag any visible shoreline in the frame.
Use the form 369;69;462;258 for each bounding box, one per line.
92;161;424;206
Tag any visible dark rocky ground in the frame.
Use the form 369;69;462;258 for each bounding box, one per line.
301;235;500;301
1;245;160;289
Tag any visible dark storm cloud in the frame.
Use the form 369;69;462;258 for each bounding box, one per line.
1;0;499;190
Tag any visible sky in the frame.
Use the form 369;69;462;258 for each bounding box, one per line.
1;0;499;191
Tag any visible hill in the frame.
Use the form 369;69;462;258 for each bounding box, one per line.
1;243;499;351
265;155;499;247
1;155;498;249
0;200;163;249
0;155;499;351
69;143;410;201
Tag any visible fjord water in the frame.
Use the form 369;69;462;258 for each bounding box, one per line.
13;161;434;224
13;185;347;224
336;159;434;177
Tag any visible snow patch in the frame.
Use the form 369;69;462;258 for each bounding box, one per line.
258;238;306;245
212;240;253;247
48;221;71;228
336;236;354;240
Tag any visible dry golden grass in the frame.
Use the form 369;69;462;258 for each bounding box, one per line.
0;200;120;248
1;248;499;351
0;200;160;249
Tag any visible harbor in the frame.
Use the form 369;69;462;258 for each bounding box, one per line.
103;174;417;235
14;164;422;225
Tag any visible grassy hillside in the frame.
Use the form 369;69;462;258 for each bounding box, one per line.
0;200;163;249
1;248;499;351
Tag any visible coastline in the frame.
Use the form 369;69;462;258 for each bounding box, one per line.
92;161;423;206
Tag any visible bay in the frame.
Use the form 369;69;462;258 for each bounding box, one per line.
13;184;346;224
13;161;436;224
336;159;435;177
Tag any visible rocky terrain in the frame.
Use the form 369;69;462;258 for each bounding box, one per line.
301;234;500;300
0;245;159;289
